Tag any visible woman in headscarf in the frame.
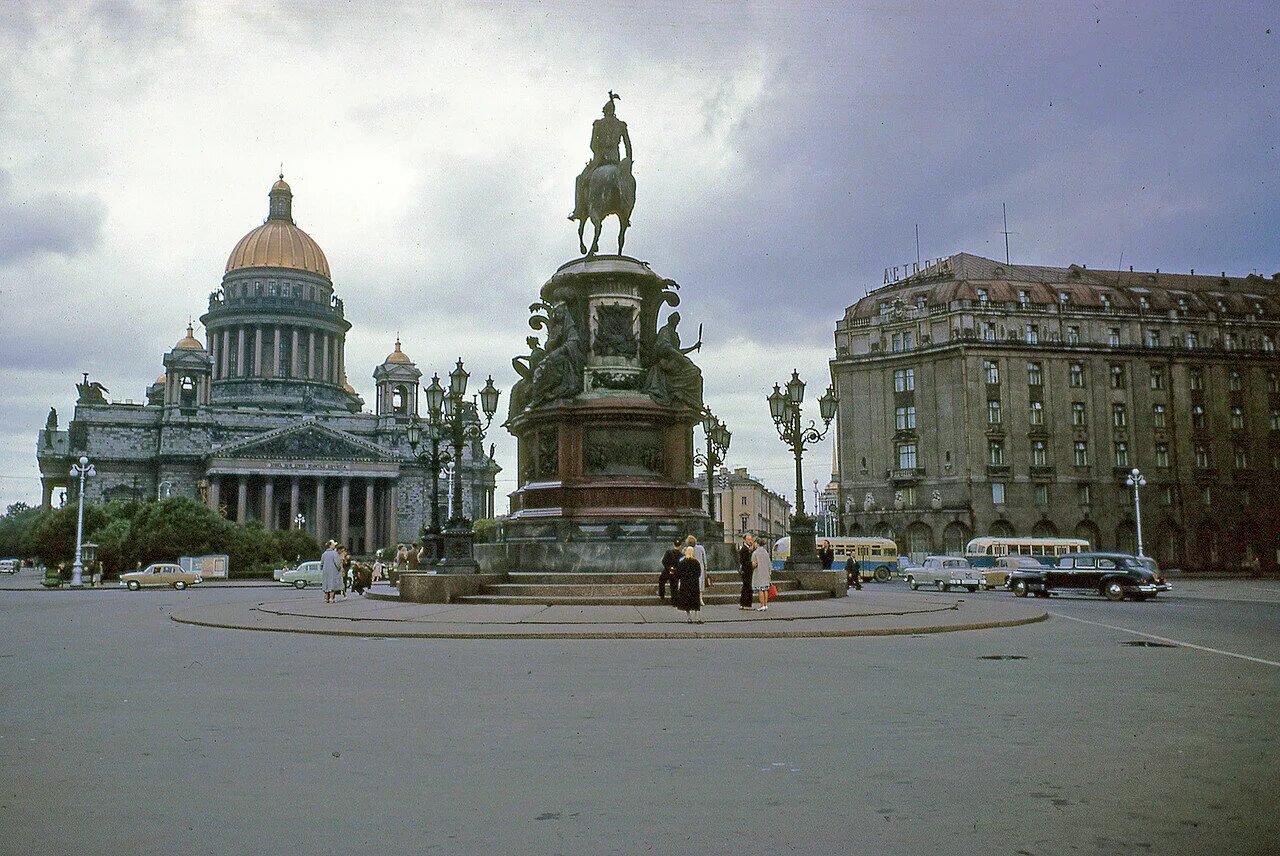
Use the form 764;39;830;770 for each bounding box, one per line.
751;538;773;611
674;545;704;623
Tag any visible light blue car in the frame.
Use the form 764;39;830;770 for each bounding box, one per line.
280;560;323;589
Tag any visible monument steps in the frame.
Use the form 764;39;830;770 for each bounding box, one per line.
501;571;750;586
483;579;800;597
456;588;830;607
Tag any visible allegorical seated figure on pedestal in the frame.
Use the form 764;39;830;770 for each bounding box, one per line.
507;335;545;421
530;303;586;406
644;311;703;411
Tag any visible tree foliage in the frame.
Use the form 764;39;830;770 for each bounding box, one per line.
0;503;44;558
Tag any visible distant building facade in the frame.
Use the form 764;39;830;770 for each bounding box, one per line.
36;177;499;552
694;467;792;544
830;253;1280;570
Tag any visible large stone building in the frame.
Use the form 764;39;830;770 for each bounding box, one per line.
36;176;499;552
694;467;792;544
830;252;1280;571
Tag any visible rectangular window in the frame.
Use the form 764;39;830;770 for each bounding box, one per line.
1108;328;1120;346
1066;326;1080;344
903;332;914;350
983;323;996;342
1270;409;1280;431
1150;368;1164;390
1270;372;1279;394
897;444;918;469
987;400;1002;424
1112;403;1127;428
988;441;1005;466
1146;329;1161;347
1028;401;1044;425
1110;364;1125;389
1153;404;1167;428
1155;443;1170;468
1229;371;1242;392
895;405;916;431
991;483;1005;505
1186;332;1199;350
1031;440;1048;466
891;333;902;352
1034;483;1048;506
1230;406;1244;430
1072;402;1086;426
977;288;988;303
1027;362;1043;386
1078;483;1091;505
1025;324;1039;344
1195;445;1209;468
1234;448;1248;470
1018;290;1029;306
1069;363;1084;387
1160;485;1174;506
1114;442;1129;467
893;368;916;392
1190;369;1204;391
984;360;999;384
1200;487;1211;506
1074;441;1089;466
1192;405;1205;429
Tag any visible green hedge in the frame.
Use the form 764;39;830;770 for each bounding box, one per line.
17;497;321;578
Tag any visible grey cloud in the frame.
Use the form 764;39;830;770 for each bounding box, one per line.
0;170;107;264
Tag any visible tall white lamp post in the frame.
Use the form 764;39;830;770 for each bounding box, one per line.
1126;467;1147;557
69;455;95;588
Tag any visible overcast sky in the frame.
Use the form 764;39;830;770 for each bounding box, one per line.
0;0;1276;513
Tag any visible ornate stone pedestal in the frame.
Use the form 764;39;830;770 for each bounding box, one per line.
786;513;822;571
479;255;731;573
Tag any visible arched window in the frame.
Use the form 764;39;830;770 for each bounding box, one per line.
943;522;969;556
906;522;933;560
179;376;196;407
392;385;408;414
990;519;1015;538
1032;519;1058;538
1074;520;1102;550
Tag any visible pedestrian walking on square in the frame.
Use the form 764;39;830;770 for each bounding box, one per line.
658;537;682;602
674;546;703;622
685;535;708;605
372;551;385;584
339;545;352;597
818;540;835;570
738;535;755;610
321;541;343;603
751;538;773;610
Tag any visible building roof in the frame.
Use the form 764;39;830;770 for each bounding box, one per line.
383;338;413;364
225;176;331;279
846;252;1280;321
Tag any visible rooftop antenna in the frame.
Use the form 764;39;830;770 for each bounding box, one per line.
1000;203;1014;265
915;223;921;268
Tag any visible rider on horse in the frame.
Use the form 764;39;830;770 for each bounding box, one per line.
569;92;632;221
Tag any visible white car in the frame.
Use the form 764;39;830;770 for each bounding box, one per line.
0;558;20;574
906;556;980;592
279;560;323;589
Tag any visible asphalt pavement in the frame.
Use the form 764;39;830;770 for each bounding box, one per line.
0;578;1275;856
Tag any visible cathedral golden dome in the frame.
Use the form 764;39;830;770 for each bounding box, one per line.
174;324;205;351
155;372;167;385
383;338;412;364
225;175;331;279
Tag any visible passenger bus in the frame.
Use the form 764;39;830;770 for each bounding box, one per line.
771;536;898;582
964;537;1090;568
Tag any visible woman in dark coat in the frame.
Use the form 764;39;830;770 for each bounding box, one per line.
673;546;704;623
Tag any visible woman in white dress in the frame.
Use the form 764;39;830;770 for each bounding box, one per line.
750;540;773;610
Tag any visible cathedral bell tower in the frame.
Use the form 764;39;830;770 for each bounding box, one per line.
373;339;421;418
161;324;212;410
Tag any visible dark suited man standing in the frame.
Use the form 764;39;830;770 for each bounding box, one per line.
738;535;756;610
658;537;682;602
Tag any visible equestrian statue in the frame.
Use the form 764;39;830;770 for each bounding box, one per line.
569;91;636;257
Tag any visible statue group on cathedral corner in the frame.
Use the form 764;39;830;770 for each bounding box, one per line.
570;91;636;257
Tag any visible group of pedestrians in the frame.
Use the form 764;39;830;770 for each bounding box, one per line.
659;533;773;622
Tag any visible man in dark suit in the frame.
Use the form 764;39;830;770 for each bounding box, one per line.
738;535;756;610
658;538;682;602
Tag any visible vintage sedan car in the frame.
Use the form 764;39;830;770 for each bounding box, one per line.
0;558;20;574
1007;552;1171;601
906;556;980;592
981;555;1045;590
280;560;323;589
119;563;203;591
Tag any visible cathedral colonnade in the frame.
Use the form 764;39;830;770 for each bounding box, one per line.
204;473;398;554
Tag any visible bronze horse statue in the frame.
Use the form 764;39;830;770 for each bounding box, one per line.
575;158;635;257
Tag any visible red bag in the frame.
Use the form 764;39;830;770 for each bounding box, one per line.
767;583;779;599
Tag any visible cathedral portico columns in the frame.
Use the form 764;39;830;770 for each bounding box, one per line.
41;480;54;511
208;477;220;514
262;477;274;529
236;476;248;523
315;478;327;540
339;477;351;546
289;478;300;528
364;480;375;554
291;328;300;378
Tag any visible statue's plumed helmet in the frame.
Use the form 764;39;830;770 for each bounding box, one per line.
602;99;616;115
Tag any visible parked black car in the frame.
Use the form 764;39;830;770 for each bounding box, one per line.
1007;552;1171;601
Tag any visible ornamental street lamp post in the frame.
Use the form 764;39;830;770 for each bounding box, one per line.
767;371;837;571
1126;467;1147;557
69;455;96;588
407;381;453;564
431;359;499;572
692;408;731;521
294;513;306;530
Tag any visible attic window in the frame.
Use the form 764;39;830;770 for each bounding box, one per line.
916;295;926;309
1139;296;1150;310
1018;290;1029;305
1256;302;1264;316
1177;298;1188;312
994;267;1006;276
977;289;989;303
1100;293;1111;308
1146;275;1158;284
1217;300;1227;313
1058;291;1070;304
